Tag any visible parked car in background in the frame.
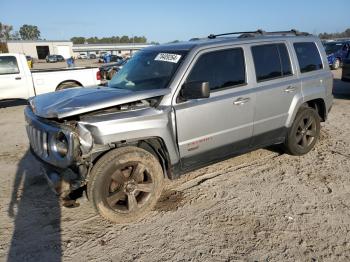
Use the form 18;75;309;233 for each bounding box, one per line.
98;54;123;63
56;55;65;62
26;55;34;68
89;53;97;59
341;51;350;81
99;58;129;80
24;30;333;223
323;41;350;69
0;53;101;100
110;55;123;62
46;55;58;63
99;52;107;58
79;53;88;59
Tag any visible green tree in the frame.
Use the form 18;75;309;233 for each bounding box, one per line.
19;24;40;40
120;35;130;43
0;22;14;40
70;37;86;44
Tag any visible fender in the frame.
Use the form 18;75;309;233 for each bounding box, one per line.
286;82;327;127
78;106;180;165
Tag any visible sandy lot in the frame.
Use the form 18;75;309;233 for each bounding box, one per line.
0;70;350;262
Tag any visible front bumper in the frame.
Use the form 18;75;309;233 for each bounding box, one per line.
30;146;83;195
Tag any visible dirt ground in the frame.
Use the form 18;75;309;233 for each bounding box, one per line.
0;70;350;262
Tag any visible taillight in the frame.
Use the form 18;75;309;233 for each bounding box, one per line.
96;71;101;81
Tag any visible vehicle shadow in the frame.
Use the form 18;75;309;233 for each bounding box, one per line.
7;150;61;262
333;79;350;99
0;99;28;109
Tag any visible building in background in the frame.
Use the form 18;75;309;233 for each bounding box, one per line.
5;41;152;60
6;40;73;59
72;43;151;58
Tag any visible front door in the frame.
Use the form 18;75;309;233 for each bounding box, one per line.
0;55;29;100
173;47;256;169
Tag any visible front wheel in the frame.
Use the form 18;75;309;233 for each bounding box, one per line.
283;106;320;156
88;146;164;223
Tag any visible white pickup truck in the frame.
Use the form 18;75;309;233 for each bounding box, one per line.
0;53;101;100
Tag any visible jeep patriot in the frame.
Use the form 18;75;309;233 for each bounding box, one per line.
25;30;333;223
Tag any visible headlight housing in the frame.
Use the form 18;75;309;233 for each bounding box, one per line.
54;131;69;157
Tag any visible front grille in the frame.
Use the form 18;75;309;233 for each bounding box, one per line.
26;124;49;158
25;106;76;168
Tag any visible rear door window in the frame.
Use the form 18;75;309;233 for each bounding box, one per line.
251;43;292;82
293;42;323;73
0;56;20;75
186;48;246;91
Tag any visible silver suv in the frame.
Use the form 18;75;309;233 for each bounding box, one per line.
25;30;333;223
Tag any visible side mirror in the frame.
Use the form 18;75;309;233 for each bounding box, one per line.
181;81;210;100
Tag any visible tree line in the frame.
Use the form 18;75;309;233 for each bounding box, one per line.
319;28;350;39
70;36;148;44
1;22;150;44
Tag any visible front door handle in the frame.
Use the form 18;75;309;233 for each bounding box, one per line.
15;77;21;80
233;97;250;105
284;86;296;93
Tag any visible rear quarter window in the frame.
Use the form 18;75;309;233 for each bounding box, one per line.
0;56;20;75
251;43;292;82
293;42;323;73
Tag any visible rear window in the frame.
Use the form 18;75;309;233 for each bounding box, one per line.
0;56;20;75
294;42;323;73
186;48;246;91
251;43;292;82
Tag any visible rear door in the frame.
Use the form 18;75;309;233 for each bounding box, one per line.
173;47;256;169
249;42;301;146
0;55;30;100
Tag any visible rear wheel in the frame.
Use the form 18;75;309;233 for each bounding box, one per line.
88;146;164;223
56;81;81;91
283;106;320;156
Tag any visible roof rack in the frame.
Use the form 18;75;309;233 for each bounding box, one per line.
208;29;310;39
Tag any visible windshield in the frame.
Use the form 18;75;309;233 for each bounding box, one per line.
324;42;343;54
109;50;187;91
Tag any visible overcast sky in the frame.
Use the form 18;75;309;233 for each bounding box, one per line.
2;0;349;43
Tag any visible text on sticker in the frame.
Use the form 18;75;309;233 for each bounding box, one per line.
155;53;182;63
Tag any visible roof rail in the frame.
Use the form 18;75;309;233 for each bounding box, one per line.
208;29;310;39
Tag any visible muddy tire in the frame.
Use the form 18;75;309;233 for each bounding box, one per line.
87;146;164;224
56;81;81;91
283;106;320;156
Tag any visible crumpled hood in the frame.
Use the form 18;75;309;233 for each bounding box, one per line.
29;86;170;119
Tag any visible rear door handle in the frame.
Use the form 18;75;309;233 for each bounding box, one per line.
15;77;21;80
233;97;250;105
284;86;296;93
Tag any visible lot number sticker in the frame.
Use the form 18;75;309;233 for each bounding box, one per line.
155;53;182;63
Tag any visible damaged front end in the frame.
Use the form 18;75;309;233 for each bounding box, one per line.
25;106;94;206
25;89;167;207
